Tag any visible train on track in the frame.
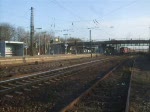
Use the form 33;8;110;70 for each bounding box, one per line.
120;47;131;54
104;46;133;55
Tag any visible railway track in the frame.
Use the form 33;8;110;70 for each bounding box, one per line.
0;57;120;96
0;56;120;80
60;59;134;112
0;56;99;80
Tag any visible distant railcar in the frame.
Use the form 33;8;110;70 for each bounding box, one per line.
120;47;130;54
104;46;115;55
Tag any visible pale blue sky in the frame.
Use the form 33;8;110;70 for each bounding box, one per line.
1;0;150;40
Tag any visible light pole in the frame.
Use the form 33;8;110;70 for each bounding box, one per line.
90;30;92;58
81;38;85;54
36;28;42;55
63;34;68;54
87;28;93;58
42;32;46;54
88;29;92;58
30;7;34;56
148;26;150;53
25;36;29;56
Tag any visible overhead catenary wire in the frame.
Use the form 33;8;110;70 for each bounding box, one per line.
39;0;140;40
51;0;83;22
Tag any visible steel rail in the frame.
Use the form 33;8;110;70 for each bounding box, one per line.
0;57;120;95
125;59;136;112
60;59;131;112
0;57;117;84
60;62;123;112
0;65;89;95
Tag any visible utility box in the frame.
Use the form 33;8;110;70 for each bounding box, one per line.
0;41;24;57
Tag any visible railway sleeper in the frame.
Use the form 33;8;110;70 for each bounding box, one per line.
74;104;124;112
1;86;11;89
84;95;123;102
15;81;27;85
5;94;13;98
72;106;103;112
14;91;23;95
7;83;18;87
23;88;31;91
75;101;125;111
49;79;57;83
32;86;39;89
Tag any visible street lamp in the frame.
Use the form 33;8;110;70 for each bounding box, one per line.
36;28;42;55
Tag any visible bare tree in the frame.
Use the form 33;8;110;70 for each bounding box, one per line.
16;26;27;41
67;37;82;43
0;23;16;41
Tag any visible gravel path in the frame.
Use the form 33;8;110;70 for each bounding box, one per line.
130;56;150;112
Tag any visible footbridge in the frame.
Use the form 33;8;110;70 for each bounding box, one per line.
50;39;150;54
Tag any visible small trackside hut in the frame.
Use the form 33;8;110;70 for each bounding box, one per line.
0;41;24;57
